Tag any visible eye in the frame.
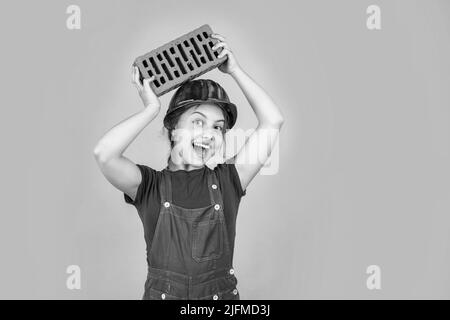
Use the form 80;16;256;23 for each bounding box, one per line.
193;119;203;127
215;126;224;131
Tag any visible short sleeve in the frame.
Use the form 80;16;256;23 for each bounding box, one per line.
229;163;246;197
123;164;156;208
215;159;246;198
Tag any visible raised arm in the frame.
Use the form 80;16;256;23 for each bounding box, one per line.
211;34;285;192
230;68;284;191
93;66;160;201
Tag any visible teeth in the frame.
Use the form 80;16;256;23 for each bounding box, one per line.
193;142;210;149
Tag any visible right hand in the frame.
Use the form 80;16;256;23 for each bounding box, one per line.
132;65;161;110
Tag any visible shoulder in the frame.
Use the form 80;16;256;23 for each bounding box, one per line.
213;159;246;197
135;164;165;188
124;164;165;207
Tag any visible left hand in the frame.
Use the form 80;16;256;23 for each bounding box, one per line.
211;33;241;75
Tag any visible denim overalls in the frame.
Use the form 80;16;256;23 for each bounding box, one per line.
142;167;240;300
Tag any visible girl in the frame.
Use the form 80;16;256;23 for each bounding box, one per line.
93;33;284;300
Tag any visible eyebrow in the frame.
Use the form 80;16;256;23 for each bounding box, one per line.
191;111;225;123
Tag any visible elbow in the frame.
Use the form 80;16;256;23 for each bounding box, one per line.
259;118;284;130
93;145;121;164
93;150;103;164
270;117;285;128
270;112;285;127
278;111;285;126
93;145;108;164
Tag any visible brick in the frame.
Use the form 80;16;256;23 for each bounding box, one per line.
133;24;226;97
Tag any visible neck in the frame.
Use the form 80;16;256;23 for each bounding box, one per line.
167;157;204;172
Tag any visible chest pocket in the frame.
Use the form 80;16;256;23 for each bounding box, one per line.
191;219;224;263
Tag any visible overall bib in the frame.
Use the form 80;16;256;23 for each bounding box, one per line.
143;168;240;300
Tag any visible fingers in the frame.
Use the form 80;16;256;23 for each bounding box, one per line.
132;66;138;83
132;66;143;90
211;34;228;49
211;34;232;58
132;67;156;94
142;76;156;91
217;48;231;59
211;33;226;42
212;42;230;51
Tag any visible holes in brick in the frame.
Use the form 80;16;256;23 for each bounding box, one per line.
163;50;174;68
203;32;208;39
160;77;166;84
154;79;160;87
143;60;148;68
175;57;187;75
213;50;219;58
190;50;201;68
197;34;202;41
177;44;188;62
200;56;206;64
190;38;201;55
150;57;160;74
170;47;175;54
183;40;189;47
174;70;180;78
147;70;153;77
157;53;163;61
161;63;173;81
209;41;214;48
187;61;194;71
203;44;213;61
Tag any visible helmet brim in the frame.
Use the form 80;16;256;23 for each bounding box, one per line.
163;99;237;130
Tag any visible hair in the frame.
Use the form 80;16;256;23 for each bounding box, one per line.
162;103;231;167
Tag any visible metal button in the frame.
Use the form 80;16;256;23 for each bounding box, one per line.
164;202;170;208
161;293;166;299
213;294;218;300
233;289;238;295
212;184;217;190
214;204;220;210
229;268;234;275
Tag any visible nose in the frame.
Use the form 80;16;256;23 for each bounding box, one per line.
200;130;215;141
202;136;214;144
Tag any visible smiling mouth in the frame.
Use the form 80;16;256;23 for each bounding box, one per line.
192;141;211;159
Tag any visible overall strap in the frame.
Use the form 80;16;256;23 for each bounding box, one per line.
157;170;172;271
207;168;224;209
159;169;173;204
164;171;173;203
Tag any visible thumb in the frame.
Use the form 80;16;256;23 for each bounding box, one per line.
143;76;155;89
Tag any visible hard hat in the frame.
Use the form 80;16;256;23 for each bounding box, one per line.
163;79;237;130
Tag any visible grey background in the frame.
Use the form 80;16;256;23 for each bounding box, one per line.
1;0;449;299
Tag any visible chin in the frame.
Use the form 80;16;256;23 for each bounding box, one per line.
193;157;209;165
182;147;216;167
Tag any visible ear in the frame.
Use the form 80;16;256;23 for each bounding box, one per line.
170;127;176;137
170;129;180;144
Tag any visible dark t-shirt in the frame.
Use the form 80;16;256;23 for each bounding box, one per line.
123;162;246;262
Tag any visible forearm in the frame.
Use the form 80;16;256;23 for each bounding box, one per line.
93;106;159;162
230;67;284;126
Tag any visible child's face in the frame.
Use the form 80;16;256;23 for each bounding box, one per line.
171;103;226;167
